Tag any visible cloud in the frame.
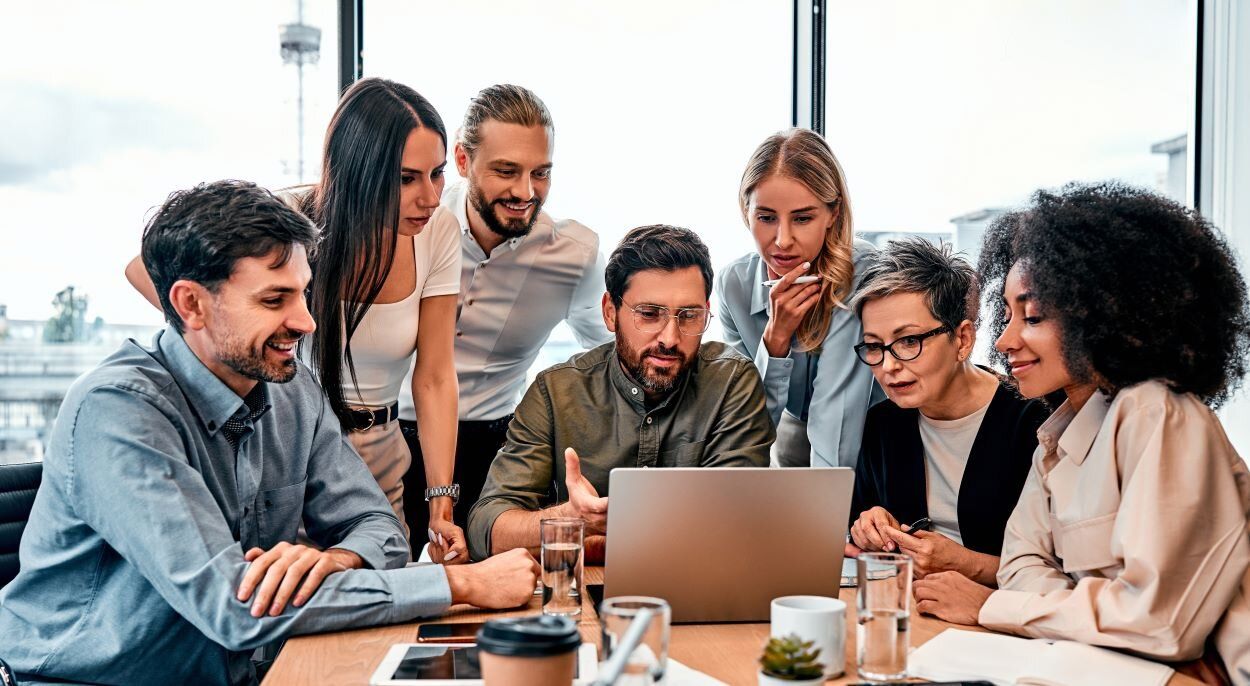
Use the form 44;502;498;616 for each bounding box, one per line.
0;80;204;186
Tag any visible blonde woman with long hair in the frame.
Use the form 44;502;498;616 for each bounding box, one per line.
716;128;877;467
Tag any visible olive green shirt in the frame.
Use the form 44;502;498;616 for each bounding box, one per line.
467;341;775;560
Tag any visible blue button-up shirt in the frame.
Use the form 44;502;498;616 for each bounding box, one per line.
714;241;879;469
0;328;452;685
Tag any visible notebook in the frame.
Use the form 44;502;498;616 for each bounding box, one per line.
908;629;1174;686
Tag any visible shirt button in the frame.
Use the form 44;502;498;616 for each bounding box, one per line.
631;388;638;395
466;299;474;306
645;417;653;425
456;330;463;337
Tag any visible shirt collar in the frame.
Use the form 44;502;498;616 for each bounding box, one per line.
156;327;271;436
750;257;771;316
607;343;697;414
451;181;535;255
1036;389;1109;468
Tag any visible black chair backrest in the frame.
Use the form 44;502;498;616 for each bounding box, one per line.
0;461;42;589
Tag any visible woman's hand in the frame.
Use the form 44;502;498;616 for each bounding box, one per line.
850;506;901;552
882;527;998;584
912;571;993;625
883;527;973;579
427;499;468;564
762;263;821;357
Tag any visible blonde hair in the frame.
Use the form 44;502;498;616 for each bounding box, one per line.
457;84;553;155
739;128;855;352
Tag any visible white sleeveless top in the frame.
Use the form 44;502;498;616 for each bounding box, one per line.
281;187;461;408
343;209;461;407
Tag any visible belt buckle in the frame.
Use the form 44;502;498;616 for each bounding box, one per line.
352;408;376;433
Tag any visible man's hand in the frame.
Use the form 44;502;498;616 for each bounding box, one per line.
564;448;608;534
913;570;993;625
850;506;901;552
762;262;821;357
236;542;363;617
445;549;541;609
882;527;973;579
426;499;468;564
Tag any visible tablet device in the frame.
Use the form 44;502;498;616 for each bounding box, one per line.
370;642;598;685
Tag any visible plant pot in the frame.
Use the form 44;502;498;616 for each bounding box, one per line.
758;672;824;686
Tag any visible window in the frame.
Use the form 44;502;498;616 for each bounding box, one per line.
0;1;339;463
362;0;793;373
825;0;1194;255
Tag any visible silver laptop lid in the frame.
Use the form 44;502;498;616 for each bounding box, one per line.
603;467;853;623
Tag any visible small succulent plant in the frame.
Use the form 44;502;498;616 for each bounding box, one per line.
759;633;825;680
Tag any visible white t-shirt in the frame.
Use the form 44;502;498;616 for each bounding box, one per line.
342;210;461;407
917;398;992;546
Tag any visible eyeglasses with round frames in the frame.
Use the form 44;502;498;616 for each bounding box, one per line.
622;301;712;336
853;325;951;366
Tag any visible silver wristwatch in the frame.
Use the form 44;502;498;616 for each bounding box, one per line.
424;484;461;504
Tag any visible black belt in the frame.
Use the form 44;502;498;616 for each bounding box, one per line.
462;414;514;434
400;414;514;436
347;403;399;432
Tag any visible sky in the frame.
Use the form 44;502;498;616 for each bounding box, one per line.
0;0;1191;326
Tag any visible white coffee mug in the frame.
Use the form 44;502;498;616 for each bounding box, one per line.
770;595;846;678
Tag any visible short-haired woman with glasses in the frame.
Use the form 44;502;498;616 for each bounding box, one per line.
716;128;877;468
847;238;1049;586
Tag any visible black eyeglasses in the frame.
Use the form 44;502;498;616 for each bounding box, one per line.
622;301;712;336
853;325;951;366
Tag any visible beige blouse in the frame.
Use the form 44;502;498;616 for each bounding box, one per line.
978;381;1250;683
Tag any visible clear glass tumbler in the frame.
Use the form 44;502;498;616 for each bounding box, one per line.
856;552;913;681
599;596;671;685
540;517;584;616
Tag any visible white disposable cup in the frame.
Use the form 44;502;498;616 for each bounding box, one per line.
770;595;846;678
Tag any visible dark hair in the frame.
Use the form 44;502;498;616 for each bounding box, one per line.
979;181;1250;407
851;237;980;332
303;77;447;426
141;180;318;334
605;225;714;306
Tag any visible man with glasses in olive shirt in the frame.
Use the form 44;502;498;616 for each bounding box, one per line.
467;225;775;562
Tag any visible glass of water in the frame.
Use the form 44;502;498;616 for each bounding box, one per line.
540;517;584;616
856;552;912;681
600;596;671;685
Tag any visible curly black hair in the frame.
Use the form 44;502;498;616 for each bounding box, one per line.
978;181;1250;408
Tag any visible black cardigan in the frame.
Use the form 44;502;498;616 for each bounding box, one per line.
850;378;1050;556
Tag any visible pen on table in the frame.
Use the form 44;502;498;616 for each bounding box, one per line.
761;275;822;287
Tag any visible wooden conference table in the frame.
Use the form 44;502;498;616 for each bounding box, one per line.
264;567;1202;685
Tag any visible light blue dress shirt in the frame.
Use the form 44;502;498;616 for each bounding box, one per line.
715;240;878;468
0;328;452;685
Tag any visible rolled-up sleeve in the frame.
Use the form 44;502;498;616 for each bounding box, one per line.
70;386;450;652
467;378;556;560
980;396;1250;662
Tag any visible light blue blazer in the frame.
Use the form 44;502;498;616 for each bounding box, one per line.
714;239;878;468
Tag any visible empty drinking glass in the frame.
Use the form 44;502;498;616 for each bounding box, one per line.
600;596;671;685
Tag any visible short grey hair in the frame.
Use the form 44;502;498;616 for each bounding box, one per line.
851;238;980;331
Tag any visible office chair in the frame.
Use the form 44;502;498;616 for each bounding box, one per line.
0;461;42;589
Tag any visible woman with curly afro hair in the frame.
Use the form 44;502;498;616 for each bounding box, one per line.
913;181;1250;683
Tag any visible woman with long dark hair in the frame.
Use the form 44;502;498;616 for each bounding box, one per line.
914;182;1250;682
126;78;466;563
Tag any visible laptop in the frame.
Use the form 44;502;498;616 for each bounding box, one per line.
602;467;854;623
